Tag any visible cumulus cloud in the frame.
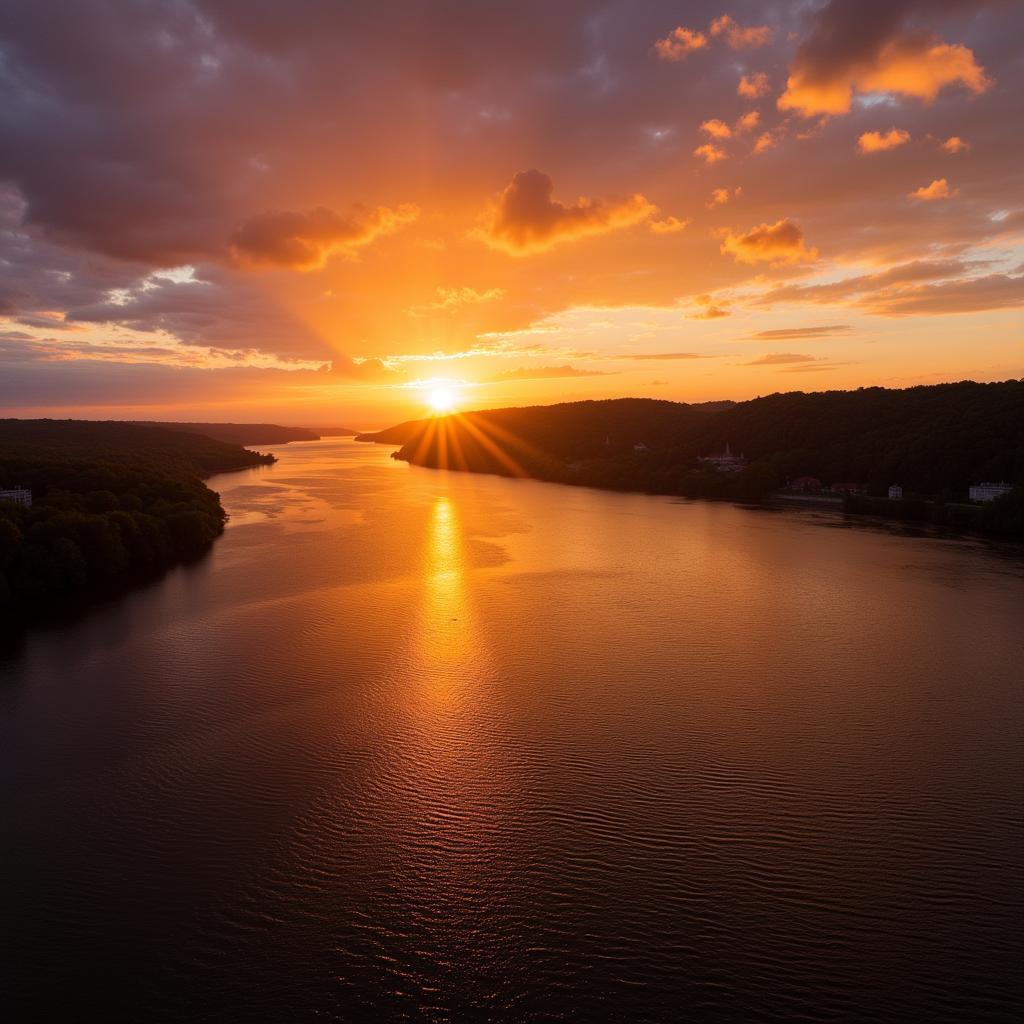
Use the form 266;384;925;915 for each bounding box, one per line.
752;131;778;154
707;187;740;208
735;111;760;133
694;143;728;164
942;135;970;153
700;119;733;140
477;170;656;255
778;1;992;117
709;15;773;50
738;72;770;99
909;177;958;200
654;26;708;61
229;204;419;270
858;128;911;153
721;219;818;265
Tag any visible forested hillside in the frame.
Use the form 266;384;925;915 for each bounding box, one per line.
0;420;273;619
382;382;1024;537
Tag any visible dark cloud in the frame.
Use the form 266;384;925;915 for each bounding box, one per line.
230;205;418;270
478;170;656;255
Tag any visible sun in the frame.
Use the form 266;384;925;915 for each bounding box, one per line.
426;383;459;413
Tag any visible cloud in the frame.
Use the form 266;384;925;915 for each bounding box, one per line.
909;177;957;201
650;216;690;234
694;144;728;165
709;15;773;50
721;219;818;265
738;72;770;99
700;118;733;140
745;352;818;365
942;135;969;154
858;271;1024;315
707;187;737;208
750;325;853;340
857;128;911;153
778;2;992;117
752;131;778;154
488;364;610;381
654;27;708;61
689;293;730;319
735;111;760;133
322;356;399;380
477;170;656;255
407;286;504;315
229;204;418;269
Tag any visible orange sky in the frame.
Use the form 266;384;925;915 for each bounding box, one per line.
0;1;1020;427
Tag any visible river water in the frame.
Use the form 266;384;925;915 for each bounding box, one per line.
3;438;1022;1022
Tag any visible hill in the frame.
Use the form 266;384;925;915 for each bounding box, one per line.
0;420;274;626
131;421;320;445
380;383;1024;537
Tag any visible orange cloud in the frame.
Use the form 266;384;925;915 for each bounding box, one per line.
700;118;732;140
650;216;690;234
407;286;504;316
477;169;656;255
942;136;969;154
654;26;708;61
694;143;728;164
721;218;818;265
707;186;741;208
735;110;760;133
752;131;777;154
689;293;731;319
738;72;770;98
710;15;773;50
857;128;911;154
780;32;992;117
909;178;957;201
230;204;418;270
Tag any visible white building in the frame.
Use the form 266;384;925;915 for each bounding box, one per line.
0;486;32;507
888;484;903;500
969;482;1012;503
700;441;747;473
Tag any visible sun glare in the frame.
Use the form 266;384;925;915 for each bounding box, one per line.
427;383;459;413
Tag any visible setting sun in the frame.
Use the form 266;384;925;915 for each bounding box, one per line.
426;383;460;413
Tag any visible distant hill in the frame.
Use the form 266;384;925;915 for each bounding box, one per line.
376;383;1024;535
131;421;320;445
305;426;360;437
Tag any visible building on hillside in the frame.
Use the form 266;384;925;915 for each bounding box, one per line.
699;441;747;473
888;484;903;500
829;482;865;495
790;476;822;493
969;481;1012;503
0;486;32;507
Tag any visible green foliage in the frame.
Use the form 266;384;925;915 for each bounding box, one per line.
0;419;275;611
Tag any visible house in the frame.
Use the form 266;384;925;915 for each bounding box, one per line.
790;476;822;493
699;441;747;473
969;481;1012;503
888;484;903;500
0;486;32;508
830;482;865;495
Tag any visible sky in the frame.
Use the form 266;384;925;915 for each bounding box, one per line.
0;0;1021;427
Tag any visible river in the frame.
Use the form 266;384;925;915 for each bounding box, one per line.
3;438;1022;1022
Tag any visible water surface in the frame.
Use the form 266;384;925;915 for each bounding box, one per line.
3;439;1022;1021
